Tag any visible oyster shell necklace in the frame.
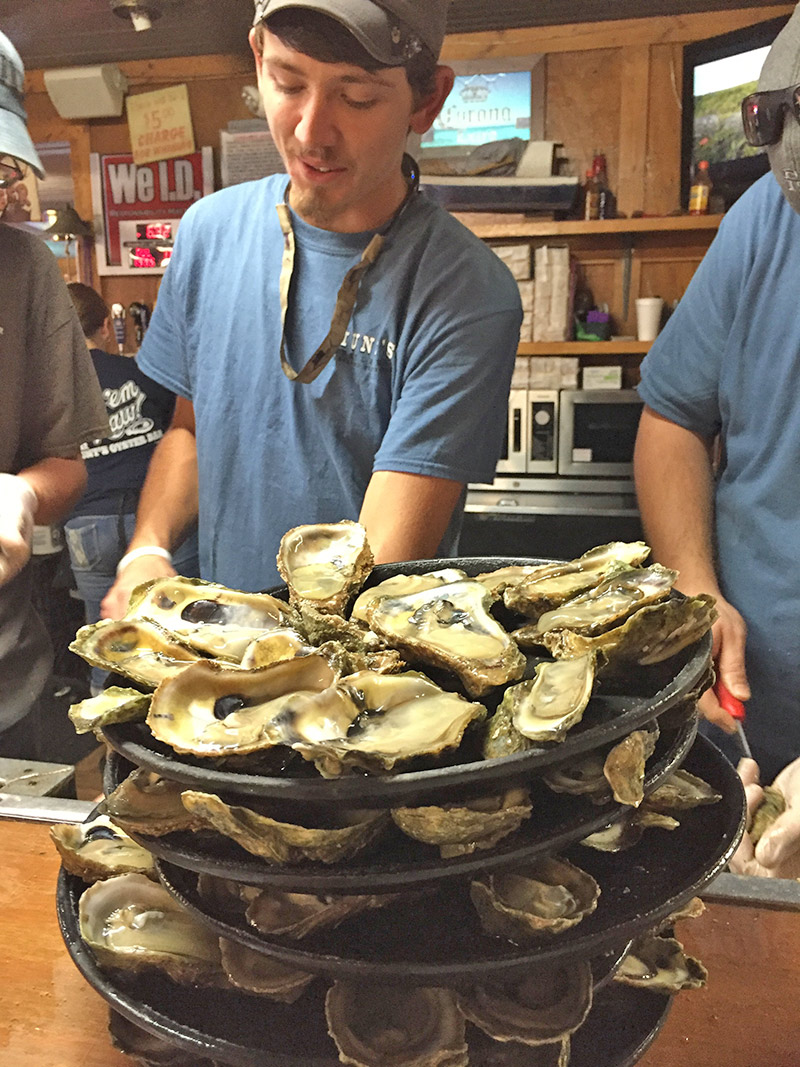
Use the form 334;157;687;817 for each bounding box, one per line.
275;154;419;384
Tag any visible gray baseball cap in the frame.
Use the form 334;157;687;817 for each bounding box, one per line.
0;32;44;179
253;0;449;64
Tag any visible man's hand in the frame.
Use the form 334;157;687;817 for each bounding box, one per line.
730;758;800;879
0;474;38;587
698;594;750;734
101;554;177;620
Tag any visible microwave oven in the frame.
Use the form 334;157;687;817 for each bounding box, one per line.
495;388;643;479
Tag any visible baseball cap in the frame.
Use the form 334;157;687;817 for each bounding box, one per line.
0;32;44;179
253;0;449;65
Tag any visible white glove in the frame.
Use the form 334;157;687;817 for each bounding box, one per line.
0;473;38;587
731;757;800;879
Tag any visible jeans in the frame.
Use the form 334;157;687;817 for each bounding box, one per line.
64;510;200;691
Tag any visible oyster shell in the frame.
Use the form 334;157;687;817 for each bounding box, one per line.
50;815;156;881
68;686;151;735
99;769;197;837
580;809;679;852
390;788;532;858
145;654;344;758
277;520;373;615
69;618;200;688
245;886;391;939
79;873;224;984
541;751;611;804
521;564;678;641
643;768;723;814
324;982;468;1067
180;790;389;864
239;627;314;669
467;1030;570;1067
603;722;660;807
473;564;559;598
540;594;718;667
749;784;787;845
366;580;525;698
470;857;600;940
292;670;487;777
457;959;593;1045
615;932;707;992
503;542;651;619
350;569;468;625
218;938;314;1001
499;653;596;745
125;576;295;661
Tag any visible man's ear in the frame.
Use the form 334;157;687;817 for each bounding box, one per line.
409;65;455;135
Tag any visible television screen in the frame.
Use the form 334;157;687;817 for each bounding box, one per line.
421;71;531;148
681;17;789;210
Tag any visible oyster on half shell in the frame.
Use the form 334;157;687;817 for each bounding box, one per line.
68;686;151;735
51;815;156;882
180;790;389;864
350;569;467;625
245;886;392;939
99;769;198;837
218;938;315;1001
79;873;224;984
603;722;660;807
457;959;593;1045
277;520;373;615
504;653;596;744
367;580;525;698
471;857;600;941
125;576;295;662
615;932;707;993
69;618;200;688
325;982;468;1067
390;788;532;858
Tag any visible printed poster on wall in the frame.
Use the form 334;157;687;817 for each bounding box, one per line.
90;147;213;275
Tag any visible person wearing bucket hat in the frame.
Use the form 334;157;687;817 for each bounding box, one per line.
102;0;522;617
0;30;109;759
634;5;800;876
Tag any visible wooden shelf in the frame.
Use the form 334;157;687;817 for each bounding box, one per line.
518;341;650;356
454;214;724;240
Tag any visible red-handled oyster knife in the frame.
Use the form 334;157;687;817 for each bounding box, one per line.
713;679;751;758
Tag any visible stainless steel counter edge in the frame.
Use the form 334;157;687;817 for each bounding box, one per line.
0;794;95;823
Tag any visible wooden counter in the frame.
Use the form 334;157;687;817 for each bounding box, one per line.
4;818;799;1067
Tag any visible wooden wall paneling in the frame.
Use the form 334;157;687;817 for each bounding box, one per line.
616;46;651;218
645;43;685;215
544;48;621;192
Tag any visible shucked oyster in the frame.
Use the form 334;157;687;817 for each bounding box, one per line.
519;564;678;642
69;618;200;688
277;520;373;615
367;580;525;698
325;982;468;1067
68;686;151;735
99;768;198;837
615;932;707;993
180;790;389;864
125;576;295;662
79;873;224;984
503;542;651;619
245;886;391;939
644;768;723;814
218;938;315;1001
471;857;600;940
391;788;532;858
501;654;596;745
603;722;660;807
51;815;156;881
145;654;345;757
291;670;487;777
457;959;593;1045
239;627;315;668
351;569;467;625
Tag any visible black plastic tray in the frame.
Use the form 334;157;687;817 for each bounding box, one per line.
151;735;742;984
109;715;697;894
55;871;670;1067
101;557;712;808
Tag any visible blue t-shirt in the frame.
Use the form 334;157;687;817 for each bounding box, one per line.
71;348;176;517
638;173;800;778
138;175;521;591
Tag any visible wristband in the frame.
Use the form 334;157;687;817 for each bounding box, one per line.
116;545;173;576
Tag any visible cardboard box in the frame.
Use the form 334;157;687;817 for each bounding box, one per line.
517;279;535;312
491;243;531;280
532;245;572;342
582;365;623;390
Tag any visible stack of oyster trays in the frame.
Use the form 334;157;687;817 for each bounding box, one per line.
53;521;745;1067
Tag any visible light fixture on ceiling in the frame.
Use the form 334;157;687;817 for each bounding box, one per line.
110;0;184;32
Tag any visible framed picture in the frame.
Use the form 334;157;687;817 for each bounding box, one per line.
90;146;213;275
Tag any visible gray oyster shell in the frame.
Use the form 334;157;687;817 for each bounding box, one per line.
277;520;374;615
471;857;600;940
390;788;532;858
324;982;468;1067
366;580;525;698
180;790;390;864
50;815;156;881
457;959;593;1045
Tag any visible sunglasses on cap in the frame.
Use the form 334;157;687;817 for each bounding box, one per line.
741;85;800;147
0;155;24;189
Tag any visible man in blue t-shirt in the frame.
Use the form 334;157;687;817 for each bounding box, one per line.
634;5;800;878
102;0;521;613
